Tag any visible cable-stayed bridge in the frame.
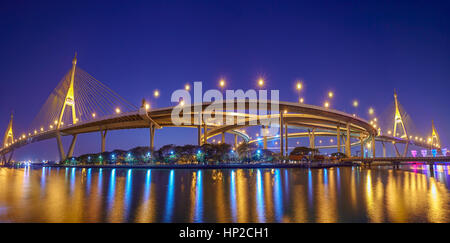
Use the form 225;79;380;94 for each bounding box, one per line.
0;55;445;164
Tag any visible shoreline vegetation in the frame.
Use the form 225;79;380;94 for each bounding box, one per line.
41;143;353;169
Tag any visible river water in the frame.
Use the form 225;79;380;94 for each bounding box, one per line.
0;165;448;222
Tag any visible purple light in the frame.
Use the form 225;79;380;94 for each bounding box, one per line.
421;150;427;157
411;150;417;157
442;148;447;156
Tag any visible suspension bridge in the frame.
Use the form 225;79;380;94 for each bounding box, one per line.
0;54;446;165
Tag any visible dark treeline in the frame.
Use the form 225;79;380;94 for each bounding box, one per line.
62;142;279;165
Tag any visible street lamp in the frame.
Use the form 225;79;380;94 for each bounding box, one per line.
153;90;160;98
296;81;302;91
258;78;264;87
219;79;225;88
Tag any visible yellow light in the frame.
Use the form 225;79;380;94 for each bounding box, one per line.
22;134;26;139
92;113;96;118
219;79;225;88
179;100;185;106
185;84;190;91
115;108;121;114
368;108;374;115
258;78;264;87
330;139;334;143
415;136;418;140
374;118;377;122
34;130;37;134
50;125;53;129
54;120;58;125
153;90;160;98
40;127;44;132
145;103;150;110
328;91;333;98
319;140;322;144
296;82;302;90
299;97;304;103
373;124;377;128
324;101;330;108
284;110;287;114
353;100;359;107
388;130;392;135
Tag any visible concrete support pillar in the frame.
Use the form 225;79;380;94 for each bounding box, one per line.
280;112;284;157
101;130;107;153
403;142;409;157
66;134;78;158
203;123;208;145
234;134;238;149
221;132;225;144
382;142;386;157
150;124;155;152
56;131;65;162
337;126;341;153
372;134;376;158
345;123;351;157
393;143;400;157
360;135;364;159
198;125;202;146
285;122;288;156
7;150;14;164
263;126;267;149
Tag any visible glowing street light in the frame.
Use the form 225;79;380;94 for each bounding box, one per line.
219;79;225;88
328;91;334;98
185;84;190;91
299;97;304;103
353;100;359;107
153;90;160;98
296;81;302;90
92;113;96;118
258;78;264;87
324;101;330;108
368;107;374;115
115;108;121;114
145;103;150;110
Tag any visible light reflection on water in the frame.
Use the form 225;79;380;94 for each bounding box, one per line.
0;165;449;222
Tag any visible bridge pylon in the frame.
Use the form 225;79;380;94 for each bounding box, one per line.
393;90;410;157
393;90;408;139
3;113;14;148
56;53;79;162
57;53;78;128
431;120;440;149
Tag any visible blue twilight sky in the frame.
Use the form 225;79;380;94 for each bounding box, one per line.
0;0;449;161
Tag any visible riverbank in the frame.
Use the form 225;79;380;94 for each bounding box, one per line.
43;162;355;170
